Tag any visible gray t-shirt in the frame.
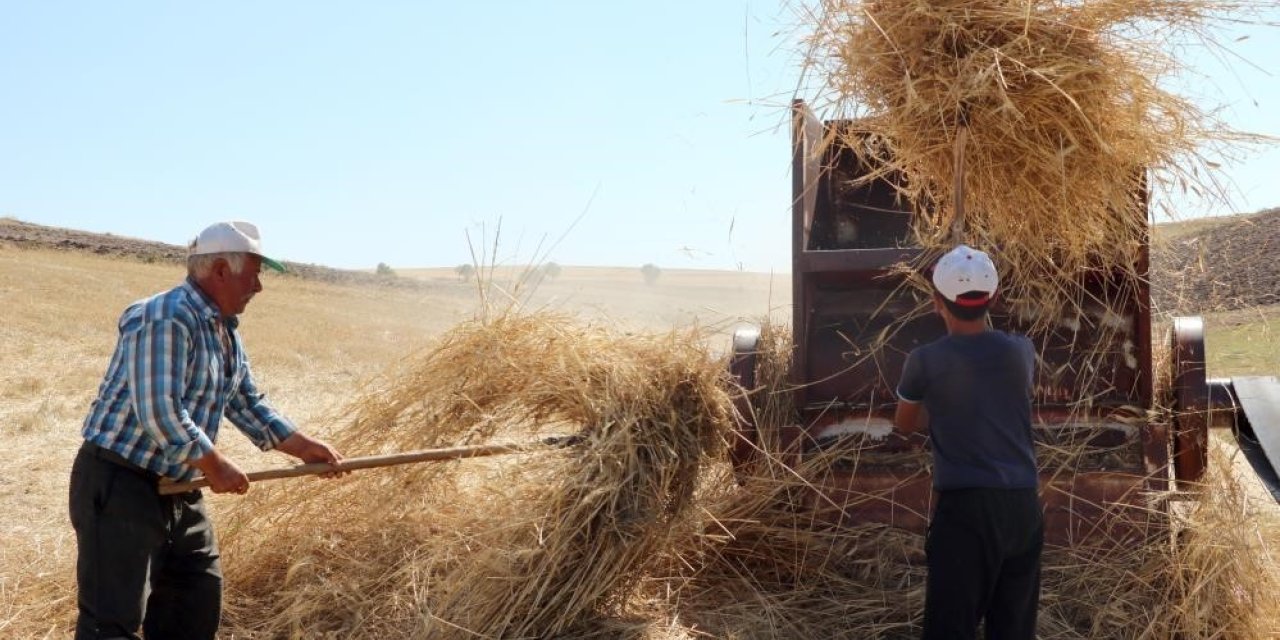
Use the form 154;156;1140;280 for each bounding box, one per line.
897;331;1037;490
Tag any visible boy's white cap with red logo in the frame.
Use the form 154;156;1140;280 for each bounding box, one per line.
932;244;998;304
188;221;285;272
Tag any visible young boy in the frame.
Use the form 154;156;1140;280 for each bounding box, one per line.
894;244;1042;640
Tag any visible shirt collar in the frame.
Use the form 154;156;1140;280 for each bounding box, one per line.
182;278;239;329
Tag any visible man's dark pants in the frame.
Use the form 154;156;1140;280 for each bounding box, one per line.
921;487;1043;640
69;442;223;640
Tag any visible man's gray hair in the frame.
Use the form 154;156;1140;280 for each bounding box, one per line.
188;252;248;278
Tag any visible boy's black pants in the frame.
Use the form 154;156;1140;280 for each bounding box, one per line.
922;487;1043;640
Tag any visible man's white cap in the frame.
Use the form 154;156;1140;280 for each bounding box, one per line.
932;244;998;305
188;221;285;272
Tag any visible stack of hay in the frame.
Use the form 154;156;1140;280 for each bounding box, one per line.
217;311;733;638
802;0;1264;329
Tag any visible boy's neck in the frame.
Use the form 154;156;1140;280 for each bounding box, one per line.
944;316;989;336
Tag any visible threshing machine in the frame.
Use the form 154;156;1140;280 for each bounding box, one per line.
730;100;1280;545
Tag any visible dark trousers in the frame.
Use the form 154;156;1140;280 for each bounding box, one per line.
69;442;223;640
921;487;1043;640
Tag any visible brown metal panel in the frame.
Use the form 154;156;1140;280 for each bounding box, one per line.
806;469;1155;546
802;279;942;407
798;248;922;273
1143;421;1171;493
791;100;822;407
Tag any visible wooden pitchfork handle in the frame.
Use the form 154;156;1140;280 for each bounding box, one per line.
950;125;969;245
157;435;582;496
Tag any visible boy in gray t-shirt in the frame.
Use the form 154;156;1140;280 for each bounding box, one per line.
895;244;1042;640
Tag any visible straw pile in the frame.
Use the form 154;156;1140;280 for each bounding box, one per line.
1;314;1276;637
802;0;1266;328
215;310;734;638
661;449;1273;638
653;324;1276;639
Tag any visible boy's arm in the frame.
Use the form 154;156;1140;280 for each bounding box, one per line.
894;399;927;435
895;350;928;435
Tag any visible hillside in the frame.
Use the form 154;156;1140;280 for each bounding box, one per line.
1151;208;1280;314
5;212;1278;319
0;217;422;289
0;217;789;339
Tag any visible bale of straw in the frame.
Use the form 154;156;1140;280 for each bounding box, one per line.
804;0;1265;326
217;311;733;638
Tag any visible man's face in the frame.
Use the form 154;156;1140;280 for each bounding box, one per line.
212;254;264;317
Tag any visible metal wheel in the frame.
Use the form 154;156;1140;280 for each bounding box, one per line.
728;326;761;470
1171;317;1209;485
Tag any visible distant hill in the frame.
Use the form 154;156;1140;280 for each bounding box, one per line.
4;210;1278;315
0;217;422;289
1151;208;1280;315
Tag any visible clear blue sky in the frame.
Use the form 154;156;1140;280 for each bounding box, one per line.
2;2;1276;272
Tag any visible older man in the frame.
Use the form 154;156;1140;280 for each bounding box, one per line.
70;221;345;640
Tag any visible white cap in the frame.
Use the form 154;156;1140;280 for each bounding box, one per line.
188;221;285;272
932;244;998;304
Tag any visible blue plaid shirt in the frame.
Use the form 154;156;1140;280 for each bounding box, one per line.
82;279;297;480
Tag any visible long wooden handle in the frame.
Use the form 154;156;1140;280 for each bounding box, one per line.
950;125;969;245
158;440;545;495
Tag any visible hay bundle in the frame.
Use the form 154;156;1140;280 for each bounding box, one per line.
217;311;733;638
668;458;928;638
804;0;1264;327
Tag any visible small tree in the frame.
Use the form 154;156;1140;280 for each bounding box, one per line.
455;263;475;282
640;263;661;285
375;262;395;277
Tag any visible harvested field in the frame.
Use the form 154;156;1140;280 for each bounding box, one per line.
1152;207;1280;314
2;212;1279;638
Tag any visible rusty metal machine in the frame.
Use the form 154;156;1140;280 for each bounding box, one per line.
730;100;1280;545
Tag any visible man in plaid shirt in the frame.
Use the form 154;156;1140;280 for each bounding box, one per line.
70;221;347;640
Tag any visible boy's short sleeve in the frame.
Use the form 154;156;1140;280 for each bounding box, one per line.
1020;337;1035;392
897;349;926;403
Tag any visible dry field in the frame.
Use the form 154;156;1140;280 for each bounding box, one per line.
3;222;1280;637
0;244;788;614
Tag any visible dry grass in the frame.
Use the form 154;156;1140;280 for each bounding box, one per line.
0;246;455;638
801;0;1271;330
0;246;781;638
653;325;1277;639
209;311;734;638
3;244;1280;638
212;321;1280;638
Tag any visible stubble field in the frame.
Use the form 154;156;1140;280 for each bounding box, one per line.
2;218;1279;636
